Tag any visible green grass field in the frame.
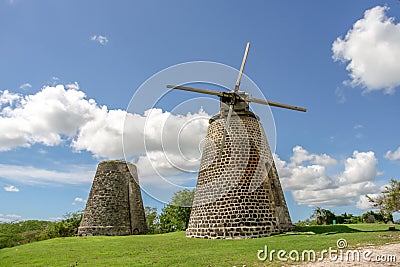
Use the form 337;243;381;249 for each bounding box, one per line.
0;224;399;266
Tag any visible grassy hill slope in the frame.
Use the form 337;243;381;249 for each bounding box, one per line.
0;224;399;266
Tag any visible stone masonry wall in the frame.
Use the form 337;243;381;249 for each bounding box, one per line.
78;160;147;236
186;114;294;239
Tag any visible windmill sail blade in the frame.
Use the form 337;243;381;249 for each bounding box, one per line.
218;104;233;161
246;96;307;112
234;42;250;92
218;42;250;161
167;85;223;97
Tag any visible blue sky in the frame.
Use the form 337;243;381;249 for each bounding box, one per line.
1;0;400;223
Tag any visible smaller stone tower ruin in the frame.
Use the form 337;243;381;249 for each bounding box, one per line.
78;160;147;236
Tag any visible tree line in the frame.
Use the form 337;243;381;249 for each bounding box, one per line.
297;178;400;226
0;212;82;249
0;189;194;249
296;208;393;226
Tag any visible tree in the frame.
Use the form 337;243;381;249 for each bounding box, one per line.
334;213;362;224
159;205;184;233
170;189;195;207
144;206;159;234
44;211;82;238
361;211;385;223
312;207;336;225
159;189;195;233
367;178;400;222
169;189;194;229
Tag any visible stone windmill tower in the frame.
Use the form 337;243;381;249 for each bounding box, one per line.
78;160;147;236
167;43;306;239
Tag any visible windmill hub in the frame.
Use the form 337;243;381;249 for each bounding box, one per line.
212;91;258;123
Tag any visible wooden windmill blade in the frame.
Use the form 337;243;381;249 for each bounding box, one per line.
218;42;251;161
246;96;307;112
166;86;308;113
234;42;250;92
166;85;223;97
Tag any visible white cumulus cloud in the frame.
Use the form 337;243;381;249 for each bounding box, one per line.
72;197;86;205
385;146;400;161
4;185;19;192
0;85;99;151
0;213;22;222
90;35;109;45
356;194;378;210
72;108;129;158
335;87;346;103
72;106;210;163
341;151;379;184
19;83;32;90
276;146;380;207
0;164;95;184
290;146;337;166
332;6;400;94
0;84;211;185
0;90;20;107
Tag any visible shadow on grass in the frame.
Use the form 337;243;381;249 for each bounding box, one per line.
294;225;360;234
291;224;400;235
